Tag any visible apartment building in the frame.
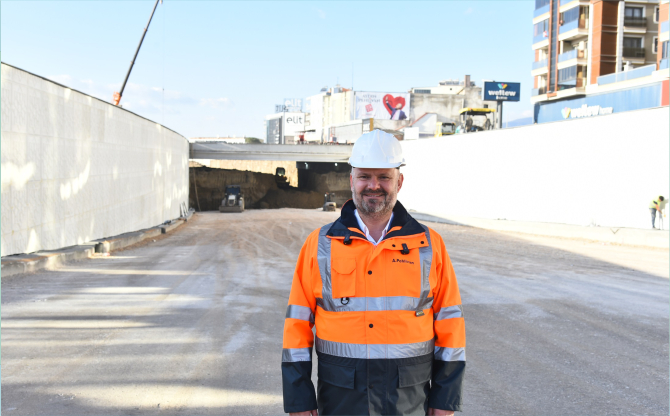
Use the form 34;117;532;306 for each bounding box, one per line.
531;0;669;123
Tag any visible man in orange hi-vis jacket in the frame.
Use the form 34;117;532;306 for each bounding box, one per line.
282;129;466;416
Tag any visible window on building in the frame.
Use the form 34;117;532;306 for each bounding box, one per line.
623;37;643;48
533;19;549;38
624;7;643;18
535;0;550;10
662;41;669;59
560;7;580;24
557;65;586;89
414;89;431;94
654;6;660;23
653;37;658;54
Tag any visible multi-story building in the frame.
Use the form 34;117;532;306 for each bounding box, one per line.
531;0;669;122
301;76;493;143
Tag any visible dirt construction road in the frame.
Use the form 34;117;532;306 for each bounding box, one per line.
2;209;668;415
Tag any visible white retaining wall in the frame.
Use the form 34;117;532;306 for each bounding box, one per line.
1;63;189;257
400;106;669;230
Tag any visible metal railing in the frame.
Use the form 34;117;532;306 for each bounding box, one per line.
531;87;547;96
597;63;656;85
624;17;647;27
532;59;548;70
558;49;587;62
534;3;550;17
623;47;645;58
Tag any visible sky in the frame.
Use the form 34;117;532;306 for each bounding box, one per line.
1;1;535;139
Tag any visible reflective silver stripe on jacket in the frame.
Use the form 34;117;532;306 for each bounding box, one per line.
434;346;466;362
316;336;434;359
282;347;312;362
317;224;333;301
285;304;315;323
418;225;433;311
435;305;464;321
316;295;433;312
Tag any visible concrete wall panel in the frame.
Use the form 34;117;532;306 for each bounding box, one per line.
400;106;669;230
1;63;189;256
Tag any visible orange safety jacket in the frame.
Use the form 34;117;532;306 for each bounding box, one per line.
282;200;466;415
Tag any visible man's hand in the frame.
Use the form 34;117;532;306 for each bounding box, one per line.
289;410;318;416
428;408;454;416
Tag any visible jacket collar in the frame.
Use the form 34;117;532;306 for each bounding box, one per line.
327;199;425;240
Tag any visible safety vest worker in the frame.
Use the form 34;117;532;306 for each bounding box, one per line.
649;196;665;229
282;130;466;416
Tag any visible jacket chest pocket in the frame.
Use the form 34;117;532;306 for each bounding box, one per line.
331;257;356;298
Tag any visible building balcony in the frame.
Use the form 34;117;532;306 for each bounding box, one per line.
623;47;646;58
533;33;549;47
534;3;550;18
624;17;647;27
659;58;669;70
558;19;588;41
532;59;548;70
661;20;669;33
558;49;587;63
558;78;586;89
597;63;656;85
532;86;547;96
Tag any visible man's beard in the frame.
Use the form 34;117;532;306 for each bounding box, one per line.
352;187;397;219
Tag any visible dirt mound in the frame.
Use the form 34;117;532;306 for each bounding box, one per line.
257;189;324;209
189;166;326;211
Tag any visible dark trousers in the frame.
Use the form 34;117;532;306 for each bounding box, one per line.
650;208;657;228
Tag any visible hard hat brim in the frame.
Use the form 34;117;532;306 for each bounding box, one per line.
348;159;405;169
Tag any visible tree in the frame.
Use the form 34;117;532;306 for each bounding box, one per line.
245;137;262;144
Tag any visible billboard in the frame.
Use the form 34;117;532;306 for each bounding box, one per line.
283;112;305;136
483;82;521;101
355;92;411;120
275;98;303;113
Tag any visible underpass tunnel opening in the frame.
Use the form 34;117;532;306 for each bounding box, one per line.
189;160;352;211
297;161;352;208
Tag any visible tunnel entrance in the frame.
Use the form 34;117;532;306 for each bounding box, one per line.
189;161;352;211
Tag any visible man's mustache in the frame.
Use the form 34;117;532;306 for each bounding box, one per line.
361;190;387;197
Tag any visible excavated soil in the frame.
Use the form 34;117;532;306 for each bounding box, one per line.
189;166;351;211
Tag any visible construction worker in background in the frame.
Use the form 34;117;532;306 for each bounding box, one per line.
649;196;666;229
281;130;466;416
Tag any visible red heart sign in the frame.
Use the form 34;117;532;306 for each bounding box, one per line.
383;94;406;115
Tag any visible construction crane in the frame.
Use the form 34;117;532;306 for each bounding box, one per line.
112;0;161;106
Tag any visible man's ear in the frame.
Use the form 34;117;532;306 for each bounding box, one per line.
397;172;404;192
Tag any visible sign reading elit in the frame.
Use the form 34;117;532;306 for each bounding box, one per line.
483;82;521;102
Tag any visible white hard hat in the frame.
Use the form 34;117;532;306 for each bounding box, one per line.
348;129;405;168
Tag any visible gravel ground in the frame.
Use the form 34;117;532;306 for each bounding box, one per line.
1;209;667;415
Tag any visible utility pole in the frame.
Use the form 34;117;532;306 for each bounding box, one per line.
112;0;161;106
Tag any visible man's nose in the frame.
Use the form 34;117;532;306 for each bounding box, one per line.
366;177;380;190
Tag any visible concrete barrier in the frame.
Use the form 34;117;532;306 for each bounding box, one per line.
400;106;669;232
1;63;190;257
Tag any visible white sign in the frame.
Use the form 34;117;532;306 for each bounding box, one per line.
562;104;613;119
354;92;411;120
283;112;305;136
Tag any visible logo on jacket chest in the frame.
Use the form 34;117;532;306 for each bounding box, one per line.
391;258;415;265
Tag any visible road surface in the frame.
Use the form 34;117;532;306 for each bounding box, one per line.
2;210;668;415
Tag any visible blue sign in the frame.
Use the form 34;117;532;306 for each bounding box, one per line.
483;82;521;102
534;82;663;124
